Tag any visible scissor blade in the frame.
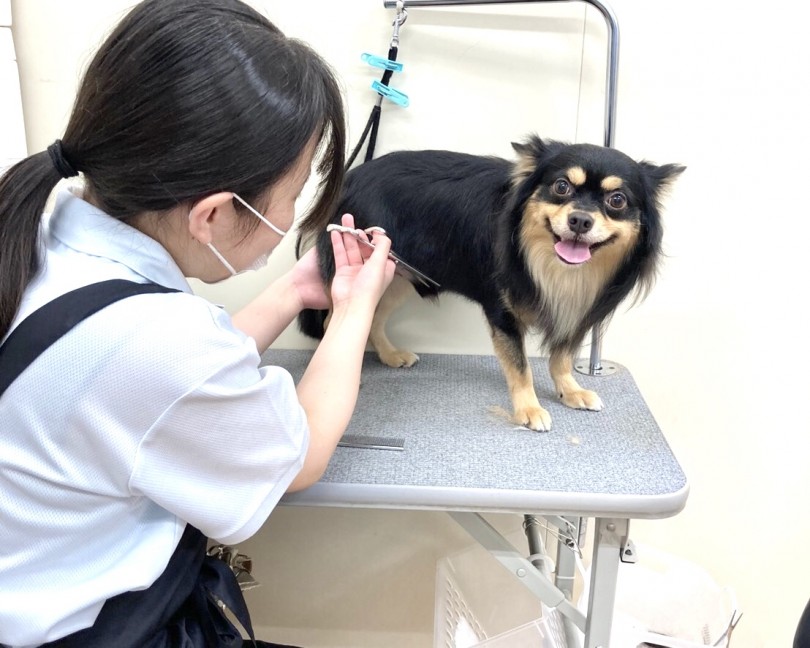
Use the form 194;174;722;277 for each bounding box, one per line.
389;253;441;289
326;224;441;289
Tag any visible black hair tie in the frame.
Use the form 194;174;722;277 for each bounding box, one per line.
47;140;79;179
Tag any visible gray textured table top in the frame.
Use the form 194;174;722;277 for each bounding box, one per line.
264;349;688;519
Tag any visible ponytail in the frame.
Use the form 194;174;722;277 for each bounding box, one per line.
0;153;64;341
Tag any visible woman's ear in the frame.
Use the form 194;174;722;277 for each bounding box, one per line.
187;192;235;244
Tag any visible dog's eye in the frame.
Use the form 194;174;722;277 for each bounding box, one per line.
552;179;572;197
606;191;627;210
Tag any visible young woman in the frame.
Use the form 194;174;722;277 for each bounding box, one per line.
0;1;394;646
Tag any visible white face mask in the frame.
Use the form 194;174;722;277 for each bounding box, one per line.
204;193;288;276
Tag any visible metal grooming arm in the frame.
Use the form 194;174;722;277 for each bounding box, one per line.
382;0;620;376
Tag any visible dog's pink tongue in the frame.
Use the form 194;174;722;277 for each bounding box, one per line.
555;240;592;264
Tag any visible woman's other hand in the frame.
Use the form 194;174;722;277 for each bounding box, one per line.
329;213;395;310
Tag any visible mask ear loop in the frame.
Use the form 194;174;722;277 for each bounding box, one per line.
206;242;238;276
232;193;287;237
188;209;239;276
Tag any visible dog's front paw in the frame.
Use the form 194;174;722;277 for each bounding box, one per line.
560;388;604;411
513;405;553;432
379;349;420;368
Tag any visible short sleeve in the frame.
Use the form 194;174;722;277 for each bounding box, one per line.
126;297;309;544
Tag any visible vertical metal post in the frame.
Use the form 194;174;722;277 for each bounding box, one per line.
553;516;579;600
584;517;628;647
553;516;585;648
584;0;619;376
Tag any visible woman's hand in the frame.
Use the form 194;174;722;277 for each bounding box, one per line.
289;213;395;312
289;214;396;492
289;246;331;311
329;213;396;310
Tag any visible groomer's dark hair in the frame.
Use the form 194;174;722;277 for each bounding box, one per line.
0;0;345;340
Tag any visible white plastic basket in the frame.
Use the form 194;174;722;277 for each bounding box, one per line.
435;532;741;648
434;535;570;648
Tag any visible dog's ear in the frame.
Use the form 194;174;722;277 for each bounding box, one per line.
511;135;546;158
639;161;686;197
511;135;565;183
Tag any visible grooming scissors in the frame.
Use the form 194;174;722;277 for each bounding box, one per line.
326;223;440;290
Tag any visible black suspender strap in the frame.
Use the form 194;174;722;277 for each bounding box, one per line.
1;279;266;646
0;279;179;400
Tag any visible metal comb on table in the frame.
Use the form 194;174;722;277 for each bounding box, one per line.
337;434;405;451
326;224;440;290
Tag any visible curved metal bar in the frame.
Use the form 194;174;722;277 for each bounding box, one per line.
382;0;620;374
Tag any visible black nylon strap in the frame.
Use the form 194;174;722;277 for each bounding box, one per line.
0;279;179;400
345;45;399;170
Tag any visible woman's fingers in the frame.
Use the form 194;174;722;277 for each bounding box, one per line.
330;230;348;267
337;214;365;266
329;216;395;285
368;230;392;263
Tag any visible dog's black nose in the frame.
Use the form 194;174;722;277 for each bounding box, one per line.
568;211;594;234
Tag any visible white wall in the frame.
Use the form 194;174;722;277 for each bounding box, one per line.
0;0;26;171
11;1;810;646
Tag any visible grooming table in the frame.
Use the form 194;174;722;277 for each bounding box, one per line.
264;349;689;648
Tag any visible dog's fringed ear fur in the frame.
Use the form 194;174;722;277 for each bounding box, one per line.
511;135;566;183
639;161;686;204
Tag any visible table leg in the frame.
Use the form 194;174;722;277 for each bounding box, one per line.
584;517;629;648
555;516;585;648
553;516;581;599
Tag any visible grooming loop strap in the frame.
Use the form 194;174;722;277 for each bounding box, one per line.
345;1;409;170
390;0;408;47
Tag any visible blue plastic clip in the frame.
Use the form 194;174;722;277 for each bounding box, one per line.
361;52;404;72
371;80;409;107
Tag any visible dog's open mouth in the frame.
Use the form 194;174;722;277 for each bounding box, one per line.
554;239;592;264
547;224;615;265
546;220;616;265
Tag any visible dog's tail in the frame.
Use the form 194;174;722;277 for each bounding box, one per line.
295;229;332;340
297;308;328;339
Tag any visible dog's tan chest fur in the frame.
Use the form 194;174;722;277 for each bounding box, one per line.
520;239;604;343
518;200;639;344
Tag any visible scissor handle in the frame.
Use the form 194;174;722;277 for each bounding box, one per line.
325;224;440;289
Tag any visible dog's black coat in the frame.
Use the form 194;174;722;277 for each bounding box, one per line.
298;136;683;430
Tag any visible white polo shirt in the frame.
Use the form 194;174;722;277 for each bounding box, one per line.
0;189;309;647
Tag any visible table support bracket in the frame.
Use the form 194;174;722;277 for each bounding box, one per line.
449;512;587;632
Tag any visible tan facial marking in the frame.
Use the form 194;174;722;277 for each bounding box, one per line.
519;198;641;344
567;166;586;186
601;176;623;192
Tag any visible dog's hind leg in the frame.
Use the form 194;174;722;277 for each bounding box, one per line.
370;275;420;368
489;320;552;432
549;347;604;411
